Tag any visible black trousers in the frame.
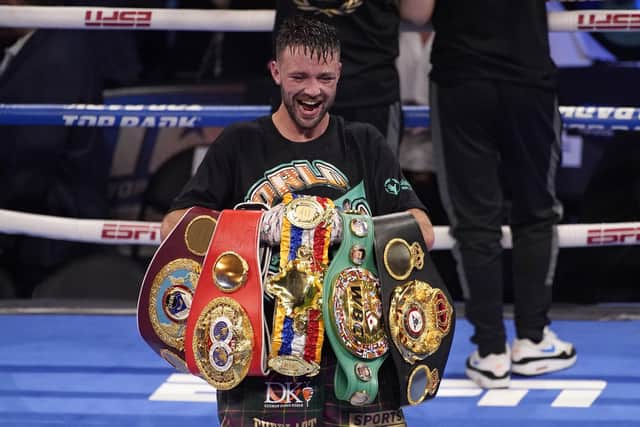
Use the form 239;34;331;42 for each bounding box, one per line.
430;79;563;356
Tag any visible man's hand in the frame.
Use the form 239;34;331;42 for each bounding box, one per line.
407;208;435;250
160;208;188;241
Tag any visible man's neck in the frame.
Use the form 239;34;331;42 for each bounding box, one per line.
271;106;330;143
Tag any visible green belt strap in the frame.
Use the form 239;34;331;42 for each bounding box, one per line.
323;211;388;406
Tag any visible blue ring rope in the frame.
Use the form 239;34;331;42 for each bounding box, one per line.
0;104;639;130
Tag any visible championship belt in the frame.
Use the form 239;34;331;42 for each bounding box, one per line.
137;206;219;373
373;212;455;406
266;193;334;377
184;209;267;390
323;211;388;406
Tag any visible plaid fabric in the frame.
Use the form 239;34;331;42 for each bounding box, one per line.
218;342;406;427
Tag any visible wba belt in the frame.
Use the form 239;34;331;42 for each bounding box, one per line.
373;212;455;406
323;211;389;406
137;206;219;373
184;209;268;390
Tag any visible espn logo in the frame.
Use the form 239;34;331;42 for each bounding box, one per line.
587;227;640;245
101;223;161;242
85;10;152;28
577;12;640;30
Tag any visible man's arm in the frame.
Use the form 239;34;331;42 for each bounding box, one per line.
160;208;189;240
407;208;435;250
399;0;436;26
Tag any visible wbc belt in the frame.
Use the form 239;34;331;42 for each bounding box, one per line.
137;206;219;373
373;212;455;406
323;211;388;406
184;209;267;390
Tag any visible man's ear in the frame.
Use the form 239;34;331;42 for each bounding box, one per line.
269;60;281;85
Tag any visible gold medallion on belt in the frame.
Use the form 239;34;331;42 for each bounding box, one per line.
331;267;388;359
192;296;254;390
284;196;333;229
389;280;453;364
149;258;202;351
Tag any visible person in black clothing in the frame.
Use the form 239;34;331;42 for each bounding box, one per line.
161;16;433;427
272;0;434;155
0;0;140;298
406;1;577;388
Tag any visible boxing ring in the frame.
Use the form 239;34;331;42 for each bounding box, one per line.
1;4;640;427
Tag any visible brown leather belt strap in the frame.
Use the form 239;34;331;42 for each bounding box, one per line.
137;206;219;373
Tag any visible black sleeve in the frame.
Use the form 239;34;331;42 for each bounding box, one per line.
169;127;236;211
363;125;427;216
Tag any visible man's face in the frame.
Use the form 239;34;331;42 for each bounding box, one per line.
270;46;341;132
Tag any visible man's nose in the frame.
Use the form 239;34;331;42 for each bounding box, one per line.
303;79;322;97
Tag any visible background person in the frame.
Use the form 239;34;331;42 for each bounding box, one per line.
0;0;141;298
405;0;577;388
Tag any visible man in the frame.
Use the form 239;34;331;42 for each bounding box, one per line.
405;1;577;389
161;15;433;427
271;0;435;155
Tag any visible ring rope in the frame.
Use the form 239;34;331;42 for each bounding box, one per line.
1;104;639;131
1;209;638;250
0;6;637;33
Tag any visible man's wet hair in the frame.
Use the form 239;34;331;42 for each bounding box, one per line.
275;15;340;63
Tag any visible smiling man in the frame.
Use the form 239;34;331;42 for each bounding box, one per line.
160;15;433;427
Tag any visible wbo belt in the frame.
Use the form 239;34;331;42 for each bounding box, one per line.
184;209;268;390
137;206;219;373
323;211;388;406
373;212;455;406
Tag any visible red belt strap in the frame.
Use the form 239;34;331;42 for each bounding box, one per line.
185;209;266;390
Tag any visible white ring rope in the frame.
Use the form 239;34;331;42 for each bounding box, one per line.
1;209;639;250
0;6;638;33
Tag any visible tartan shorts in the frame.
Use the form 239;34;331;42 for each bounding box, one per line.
217;344;406;427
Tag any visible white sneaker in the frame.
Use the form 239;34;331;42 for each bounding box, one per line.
465;345;511;389
511;327;577;376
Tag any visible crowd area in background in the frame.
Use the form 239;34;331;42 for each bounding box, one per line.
1;0;639;303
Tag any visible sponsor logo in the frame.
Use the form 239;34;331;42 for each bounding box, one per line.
62;114;200;128
559;106;640;131
264;381;315;408
252;418;318;427
577;12;640;30
383;178;412;195
85;9;152;28
349;410;405;427
101;222;161;242
587;227;640;245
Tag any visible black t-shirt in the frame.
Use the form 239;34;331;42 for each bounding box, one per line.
274;0;401;109
430;0;557;89
171;115;424;215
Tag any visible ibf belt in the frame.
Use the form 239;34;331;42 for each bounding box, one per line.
266;193;334;377
373;212;455;406
137;206;219;373
323;211;388;406
184;209;267;390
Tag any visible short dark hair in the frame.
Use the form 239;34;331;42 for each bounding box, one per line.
274;15;340;63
